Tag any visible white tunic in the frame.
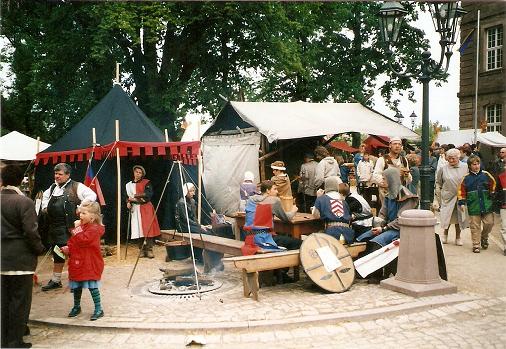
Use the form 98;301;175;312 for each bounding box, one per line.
126;181;143;239
436;163;469;230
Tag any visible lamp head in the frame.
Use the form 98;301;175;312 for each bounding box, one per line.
378;2;408;46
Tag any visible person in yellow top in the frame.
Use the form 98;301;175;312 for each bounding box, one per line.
270;161;292;198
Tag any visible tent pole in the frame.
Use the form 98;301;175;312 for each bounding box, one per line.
164;129;169;142
115;120;121;261
260;135;266;181
92;128;96;146
197;116;202;223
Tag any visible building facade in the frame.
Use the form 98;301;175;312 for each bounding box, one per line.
459;2;505;135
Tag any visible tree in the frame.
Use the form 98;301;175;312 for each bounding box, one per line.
2;1;430;142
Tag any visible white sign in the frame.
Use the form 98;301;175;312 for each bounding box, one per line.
316;246;342;272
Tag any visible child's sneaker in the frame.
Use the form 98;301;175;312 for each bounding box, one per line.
481;238;489;250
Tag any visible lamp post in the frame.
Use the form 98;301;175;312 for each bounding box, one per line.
378;1;466;210
395;111;404;124
410;111;417;130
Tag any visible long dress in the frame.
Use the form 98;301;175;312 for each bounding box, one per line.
125;179;161;239
436;162;469;230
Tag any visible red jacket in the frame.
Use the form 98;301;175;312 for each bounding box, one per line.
67;223;105;281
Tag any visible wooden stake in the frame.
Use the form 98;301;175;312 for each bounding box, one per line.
115;63;121;84
164;129;169;142
115;120;121;261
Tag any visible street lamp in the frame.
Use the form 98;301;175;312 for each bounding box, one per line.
395;111;404;124
410;111;417;130
378;1;466;210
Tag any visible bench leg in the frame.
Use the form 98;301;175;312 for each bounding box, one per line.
242;270;259;301
293;266;300;282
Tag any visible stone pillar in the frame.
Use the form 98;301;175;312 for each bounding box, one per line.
381;209;457;297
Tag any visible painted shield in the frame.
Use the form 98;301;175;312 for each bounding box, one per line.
300;233;355;293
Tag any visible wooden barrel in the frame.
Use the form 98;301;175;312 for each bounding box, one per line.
279;195;293;212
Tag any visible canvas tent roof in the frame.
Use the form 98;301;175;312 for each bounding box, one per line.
0;131;51;160
435;129;506;147
205;101;418;142
41;84;164;153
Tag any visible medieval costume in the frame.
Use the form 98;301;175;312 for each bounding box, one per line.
313;177;354;244
126;165;161;258
435;151;469;244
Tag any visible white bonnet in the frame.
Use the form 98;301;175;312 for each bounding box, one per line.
182;182;195;197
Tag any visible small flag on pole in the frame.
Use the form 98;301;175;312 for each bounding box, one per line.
84;161;106;205
458;28;475;55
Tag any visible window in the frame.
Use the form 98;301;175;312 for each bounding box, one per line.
486;26;503;71
487;104;502;132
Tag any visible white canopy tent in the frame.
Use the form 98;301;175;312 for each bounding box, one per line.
229;101;419;142
0;131;51;161
435;129;506;147
202;101;418;214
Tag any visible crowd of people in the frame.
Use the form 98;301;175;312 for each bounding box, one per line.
2;139;506;346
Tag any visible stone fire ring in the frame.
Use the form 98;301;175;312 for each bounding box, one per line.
148;280;223;296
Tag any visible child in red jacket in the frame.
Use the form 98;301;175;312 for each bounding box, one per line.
61;201;105;321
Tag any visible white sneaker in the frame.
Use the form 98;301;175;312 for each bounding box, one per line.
441;235;448;244
455;238;463;246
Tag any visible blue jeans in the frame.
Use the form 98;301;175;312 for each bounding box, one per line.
356;228;399;247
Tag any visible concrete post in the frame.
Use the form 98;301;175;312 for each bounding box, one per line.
381;209;457;297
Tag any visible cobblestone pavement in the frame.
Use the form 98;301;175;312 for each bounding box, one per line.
25;212;506;348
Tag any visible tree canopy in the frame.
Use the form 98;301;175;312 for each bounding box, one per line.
2;1;430;142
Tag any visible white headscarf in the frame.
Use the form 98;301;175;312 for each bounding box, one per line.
182;182;195;197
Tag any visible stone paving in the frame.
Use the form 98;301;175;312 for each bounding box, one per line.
24;212;506;348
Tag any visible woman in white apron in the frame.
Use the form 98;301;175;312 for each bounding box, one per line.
435;148;469;245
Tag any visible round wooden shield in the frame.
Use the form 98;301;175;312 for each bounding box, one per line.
300;233;355;293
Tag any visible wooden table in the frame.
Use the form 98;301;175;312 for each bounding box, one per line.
232;212;324;240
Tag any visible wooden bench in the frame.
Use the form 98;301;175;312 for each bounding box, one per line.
159;230;272;256
223;242;367;301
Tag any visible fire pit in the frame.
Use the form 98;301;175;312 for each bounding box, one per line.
148;266;223;296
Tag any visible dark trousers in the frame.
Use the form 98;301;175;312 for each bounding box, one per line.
299;194;316;214
1;274;33;348
273;234;302;250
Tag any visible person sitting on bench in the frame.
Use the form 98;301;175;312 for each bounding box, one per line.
243;180;301;254
312;177;355;243
243;180;302;283
355;167;418;283
175;182;226;272
338;183;373;236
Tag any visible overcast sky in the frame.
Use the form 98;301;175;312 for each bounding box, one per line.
372;10;461;131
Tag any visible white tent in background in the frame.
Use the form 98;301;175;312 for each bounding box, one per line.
180;114;211;142
435;129;506;147
0;131;51;161
202;101;418;214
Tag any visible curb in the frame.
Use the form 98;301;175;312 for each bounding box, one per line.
30;293;479;332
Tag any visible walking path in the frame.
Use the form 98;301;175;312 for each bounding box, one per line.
26;213;506;348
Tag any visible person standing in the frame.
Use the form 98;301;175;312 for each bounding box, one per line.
314;146;341;189
61;201;105;321
126;165;161;259
372;137;411;204
1;165;45;348
458;155;496;253
270;161;292;198
41;163;97;291
297;153;318;213
356;152;374;194
435;149;469;245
